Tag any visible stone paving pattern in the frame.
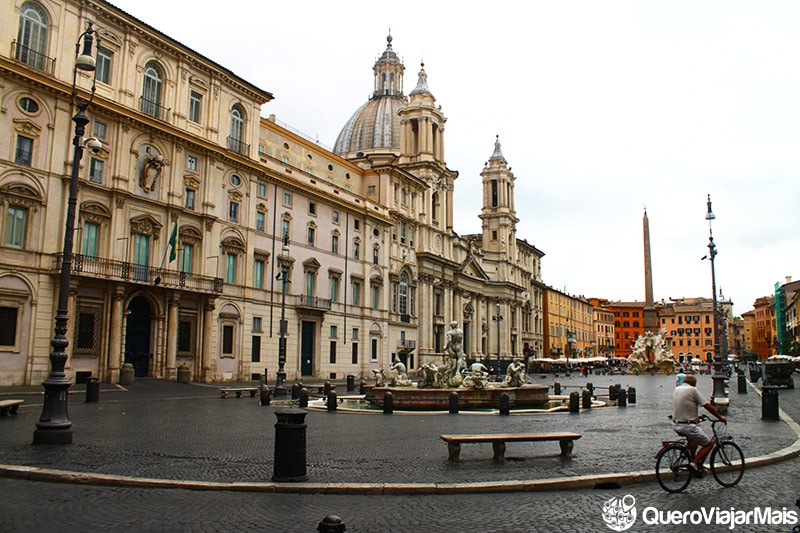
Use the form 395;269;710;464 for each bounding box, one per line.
0;372;798;532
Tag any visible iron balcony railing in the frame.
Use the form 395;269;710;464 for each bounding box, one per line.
291;294;332;311
139;97;171;121
54;254;223;294
227;136;250;156
11;41;55;74
397;339;416;351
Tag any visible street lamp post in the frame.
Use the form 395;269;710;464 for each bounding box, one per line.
495;298;502;376
705;194;728;406
274;233;290;397
34;22;99;445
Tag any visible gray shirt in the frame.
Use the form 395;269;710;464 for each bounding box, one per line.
673;383;707;422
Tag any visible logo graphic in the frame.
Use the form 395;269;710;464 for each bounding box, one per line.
602;494;637;531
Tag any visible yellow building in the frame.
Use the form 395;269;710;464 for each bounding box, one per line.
543;288;592;359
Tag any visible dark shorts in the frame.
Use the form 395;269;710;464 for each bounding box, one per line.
673;423;710;446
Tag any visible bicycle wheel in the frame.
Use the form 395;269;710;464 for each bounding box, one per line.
656;444;693;493
710;441;745;487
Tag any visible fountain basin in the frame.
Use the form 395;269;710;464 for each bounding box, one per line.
363;384;550;411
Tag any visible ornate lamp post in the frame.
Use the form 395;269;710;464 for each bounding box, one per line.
705;194;728;406
34;22;99;445
274;232;290;397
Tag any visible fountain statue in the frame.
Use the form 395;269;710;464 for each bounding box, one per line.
627;329;675;373
389;360;412;387
364;320;550;410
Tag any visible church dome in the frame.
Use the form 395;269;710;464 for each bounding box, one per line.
334;35;406;156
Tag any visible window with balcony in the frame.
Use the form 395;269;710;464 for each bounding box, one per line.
179;243;193;274
228;105;246;154
141;62;163;118
81;222;99;258
16;3;49;71
184;188;195;210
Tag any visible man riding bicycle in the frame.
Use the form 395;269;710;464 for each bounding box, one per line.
672;374;726;475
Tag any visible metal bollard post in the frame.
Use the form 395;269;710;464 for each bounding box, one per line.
359;380;366;395
499;392;510;415
291;382;300;399
762;386;779;420
260;382;272;406
346;375;355;392
383;391;394;414
609;384;619;404
323;381;332;397
449;391;459;414
569;391;580;413
327;390;337;412
627;386;636;404
272;408;309;482
581;389;592;409
85;376;99;403
317;515;346;533
738;372;747;394
617;387;627;407
553;382;561;395
586;382;594;396
299;388;309;408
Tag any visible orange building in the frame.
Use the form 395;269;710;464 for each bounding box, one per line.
602;302;645;358
754;296;776;359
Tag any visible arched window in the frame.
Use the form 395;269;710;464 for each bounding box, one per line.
141;62;163;118
229;105;245;153
17;3;48;70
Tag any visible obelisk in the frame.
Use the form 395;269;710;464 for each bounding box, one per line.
643;208;658;331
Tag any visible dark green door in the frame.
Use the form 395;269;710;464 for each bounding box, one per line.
125;296;151;377
301;321;314;376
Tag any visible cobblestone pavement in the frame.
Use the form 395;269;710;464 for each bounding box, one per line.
1;372;798;532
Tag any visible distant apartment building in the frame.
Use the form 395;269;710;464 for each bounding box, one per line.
543;288;593;359
754;296;776;359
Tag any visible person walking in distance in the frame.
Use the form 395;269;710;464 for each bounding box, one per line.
672;374;726;475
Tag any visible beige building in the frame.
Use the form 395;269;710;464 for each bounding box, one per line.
0;0;546;385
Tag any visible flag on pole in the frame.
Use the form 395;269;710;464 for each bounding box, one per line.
168;222;178;263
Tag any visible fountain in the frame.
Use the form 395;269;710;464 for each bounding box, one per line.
363;321;550;410
627;329;675;374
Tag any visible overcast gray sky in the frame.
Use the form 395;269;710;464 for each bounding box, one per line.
110;0;800;317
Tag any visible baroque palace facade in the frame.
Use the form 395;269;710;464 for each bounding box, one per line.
0;0;546;385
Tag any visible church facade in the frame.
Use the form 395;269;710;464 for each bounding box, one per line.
0;0;545;386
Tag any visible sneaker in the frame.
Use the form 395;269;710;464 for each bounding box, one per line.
688;463;705;478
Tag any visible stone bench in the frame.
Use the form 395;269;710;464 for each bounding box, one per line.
0;399;24;416
440;432;582;462
219;387;259;399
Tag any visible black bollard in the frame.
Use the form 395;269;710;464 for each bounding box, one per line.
291;382;300;400
85;376;99;403
762;386;779;421
569;391;580;413
499;392;510;416
383;391;394;414
609;384;618;404
581;389;592;409
272;408;309;482
738;372;747;394
449;391;459;414
317;515;346;533
346;375;355;392
299;388;309;408
586;382;594;397
260;383;272;406
327;390;337;412
553;382;562;395
359;380;366;395
617;387;627;407
323;381;332;396
627;386;636;404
